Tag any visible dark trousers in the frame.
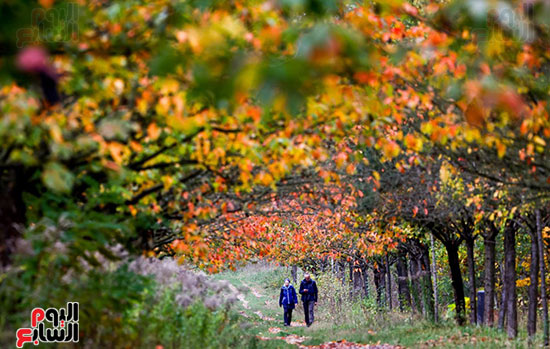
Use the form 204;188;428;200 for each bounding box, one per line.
303;301;315;325
283;306;293;325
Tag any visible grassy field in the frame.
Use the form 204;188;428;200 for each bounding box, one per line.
212;264;540;348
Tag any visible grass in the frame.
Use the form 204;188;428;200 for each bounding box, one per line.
213;264;539;348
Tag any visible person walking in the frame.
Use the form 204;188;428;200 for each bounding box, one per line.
279;278;298;326
299;272;318;327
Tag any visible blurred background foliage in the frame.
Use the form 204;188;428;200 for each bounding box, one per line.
3;0;550;346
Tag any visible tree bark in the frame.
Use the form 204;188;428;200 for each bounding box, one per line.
504;219;518;338
339;260;346;286
536;209;549;346
396;252;411;311
386;254;393;310
373;264;385;308
291;265;298;284
527;226;539;339
361;264;369;298
431;234;439;322
498;259;507;330
465;237;477;325
420;243;435;321
349;261;354;299
409;255;422;314
0;167;27;266
446;242;466;325
352;262;365;298
483;224;498;327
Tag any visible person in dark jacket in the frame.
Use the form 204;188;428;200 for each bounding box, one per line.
279;278;298;326
299;272;318;327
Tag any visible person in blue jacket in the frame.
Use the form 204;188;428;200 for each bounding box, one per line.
279;278;298;326
299;272;318;327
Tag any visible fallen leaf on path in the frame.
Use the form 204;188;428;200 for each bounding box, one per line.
257;334;310;345
256;335;272;341
226;282;250;309
284;334;309;345
269;327;282;334
290;321;306;327
299;340;402;349
238;294;250;309
254;310;275;321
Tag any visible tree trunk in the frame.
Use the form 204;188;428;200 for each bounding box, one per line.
339;260;346;286
396;252;411;311
431;234;439;322
420;242;435;321
409;255;422;314
386;254;393;310
349;261;354;299
504;220;518;338
446;242;466;325
536;209;549;346
352;263;365;298
373;264;385;308
527;227;539;339
483;232;497;327
291;265;298;284
0;167;27;266
498;260;507;330
466;238;477;325
361;264;369;298
320;258;327;273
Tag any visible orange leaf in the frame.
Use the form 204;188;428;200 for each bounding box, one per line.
464;100;485;128
147;123;161;141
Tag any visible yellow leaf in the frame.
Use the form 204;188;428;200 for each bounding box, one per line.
405;133;423;152
486;31;504;58
420;122;433;135
534;136;546;146
383;141;400;158
372;171;380;182
256;172;273;186
440;163;451;183
162;175;174;190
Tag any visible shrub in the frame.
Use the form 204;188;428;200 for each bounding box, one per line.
0;218;251;348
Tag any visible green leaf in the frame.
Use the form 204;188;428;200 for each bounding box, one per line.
42;162;75;194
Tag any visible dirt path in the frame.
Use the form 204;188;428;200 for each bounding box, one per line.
254;310;276;321
251;296;399;348
229;275;401;348
242;281;264;298
257;328;311;346
226;281;251;318
258;326;402;348
299;341;402;349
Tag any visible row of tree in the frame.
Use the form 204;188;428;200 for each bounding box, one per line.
3;0;550;344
